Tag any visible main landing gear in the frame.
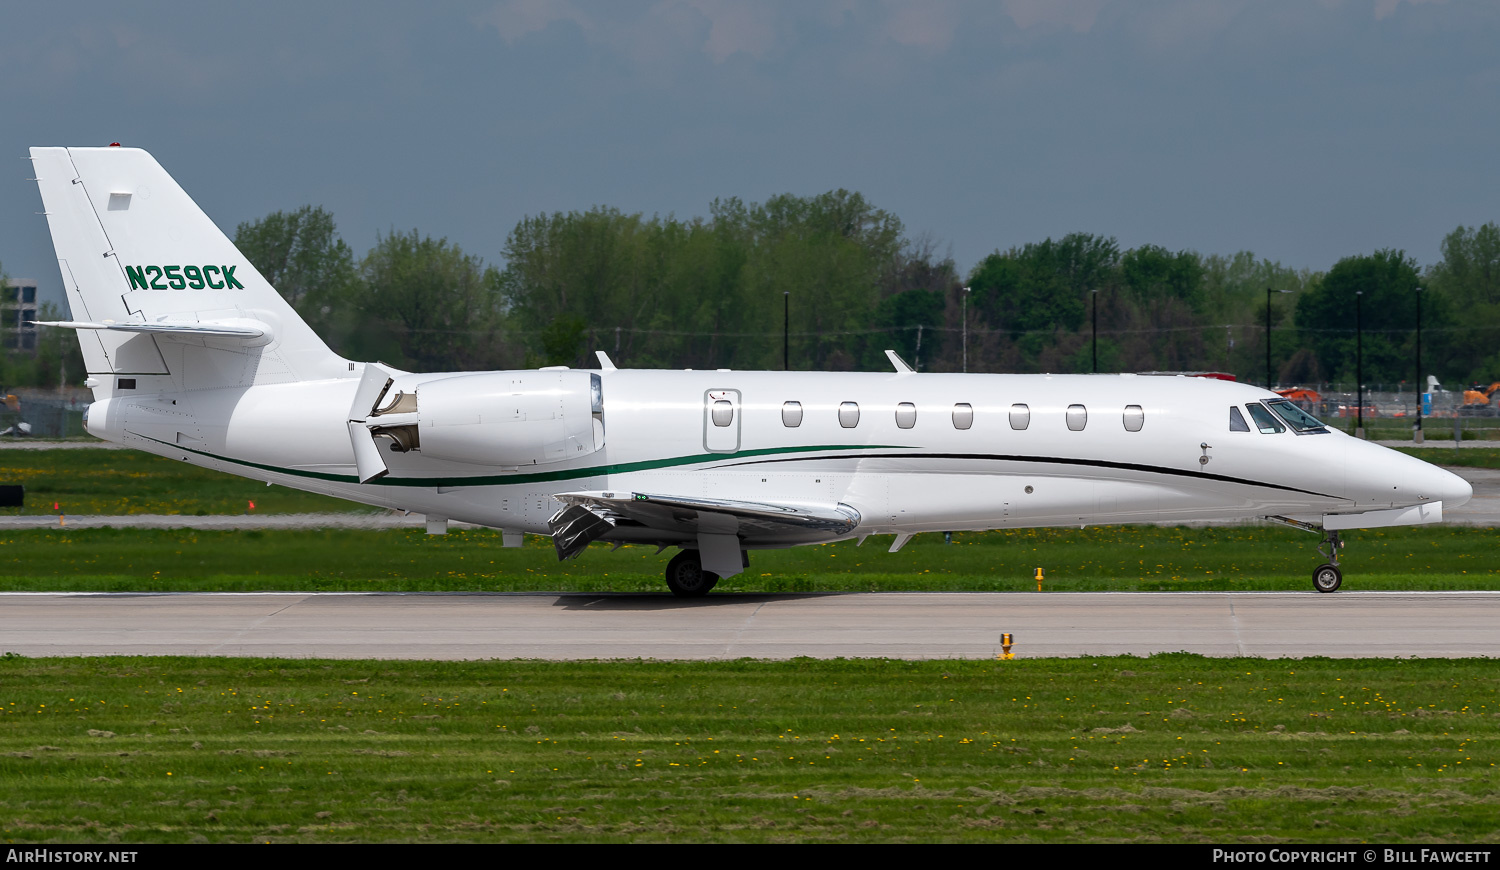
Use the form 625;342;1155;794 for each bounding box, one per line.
1266;516;1344;593
664;549;719;598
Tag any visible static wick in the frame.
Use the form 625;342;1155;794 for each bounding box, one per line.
999;632;1014;661
1035;566;1044;592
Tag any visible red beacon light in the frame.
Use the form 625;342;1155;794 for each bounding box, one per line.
108;142;121;147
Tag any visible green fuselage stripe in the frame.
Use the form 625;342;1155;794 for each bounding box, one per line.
132;433;904;489
133;433;1332;501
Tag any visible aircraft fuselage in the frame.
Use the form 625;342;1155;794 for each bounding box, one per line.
82;368;1470;545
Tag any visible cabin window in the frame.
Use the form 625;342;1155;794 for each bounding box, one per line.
895;402;916;429
1009;403;1030;430
1229;406;1250;432
1066;404;1088;431
1123;405;1144;432
711;400;734;427
838;402;860;428
1246;402;1285;434
781;401;803;428
952;403;973;430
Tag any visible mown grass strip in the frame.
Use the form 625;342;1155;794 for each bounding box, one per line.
0;449;369;516
1390;446;1500;469
1;447;1495;515
0;655;1495;843
0;525;1496;593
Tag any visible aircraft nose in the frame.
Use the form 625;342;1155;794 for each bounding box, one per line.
1418;463;1472;509
1347;441;1473;509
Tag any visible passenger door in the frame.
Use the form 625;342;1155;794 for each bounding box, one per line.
703;389;741;453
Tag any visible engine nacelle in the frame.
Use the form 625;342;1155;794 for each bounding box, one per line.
408;370;604;467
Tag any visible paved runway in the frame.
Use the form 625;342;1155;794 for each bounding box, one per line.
2;591;1496;660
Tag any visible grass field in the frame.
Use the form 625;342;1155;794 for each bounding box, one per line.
1391;446;1500;468
0;446;1494;516
1348;414;1500;441
1;449;1495;844
0;449;369;516
0;655;1495;843
0;524;1495;593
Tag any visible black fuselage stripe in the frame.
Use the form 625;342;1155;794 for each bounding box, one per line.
710;451;1338;500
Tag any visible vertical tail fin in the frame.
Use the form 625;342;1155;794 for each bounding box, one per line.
30;146;349;397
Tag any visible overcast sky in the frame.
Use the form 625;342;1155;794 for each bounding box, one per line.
2;0;1497;308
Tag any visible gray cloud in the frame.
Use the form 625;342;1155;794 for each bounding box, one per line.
1;0;1496;316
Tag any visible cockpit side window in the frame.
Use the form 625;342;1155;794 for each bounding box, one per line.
1265;399;1330;434
1229;406;1250;432
1246;402;1286;434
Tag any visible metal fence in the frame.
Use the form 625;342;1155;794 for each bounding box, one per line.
0;382;1492;442
1272;384;1500;441
0;388;89;439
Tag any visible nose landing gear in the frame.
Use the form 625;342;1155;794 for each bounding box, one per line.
1312;528;1343;593
1266;516;1345;593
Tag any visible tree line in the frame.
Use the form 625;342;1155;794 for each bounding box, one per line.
4;198;1499;389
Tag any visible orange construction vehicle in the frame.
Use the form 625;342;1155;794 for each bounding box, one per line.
1462;382;1500;406
1275;387;1324;415
1461;382;1500;416
1276;387;1322;404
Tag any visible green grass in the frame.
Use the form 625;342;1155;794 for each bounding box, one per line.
1354;417;1500;441
0;449;370;516
3;446;1493;512
1391;446;1500;469
0;524;1495;593
0;655;1494;843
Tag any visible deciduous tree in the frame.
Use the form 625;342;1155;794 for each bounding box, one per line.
361;230;510;372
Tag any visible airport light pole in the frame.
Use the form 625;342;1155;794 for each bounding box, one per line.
1414;286;1423;443
783;291;789;371
1266;287;1293;389
1091;289;1099;374
1356;290;1364;439
960;286;972;372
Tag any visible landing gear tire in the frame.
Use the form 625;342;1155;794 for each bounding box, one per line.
665;550;719;598
1312;564;1342;594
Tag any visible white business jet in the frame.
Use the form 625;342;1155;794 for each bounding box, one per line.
29;146;1472;596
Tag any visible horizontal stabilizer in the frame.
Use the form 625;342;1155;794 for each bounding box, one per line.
33;319;268;341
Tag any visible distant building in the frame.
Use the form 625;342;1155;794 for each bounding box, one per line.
2;279;38;353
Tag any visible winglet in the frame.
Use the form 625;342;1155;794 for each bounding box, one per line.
596;351;617;371
884;349;914;373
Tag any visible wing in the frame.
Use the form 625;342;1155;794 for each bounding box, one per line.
547;491;861;560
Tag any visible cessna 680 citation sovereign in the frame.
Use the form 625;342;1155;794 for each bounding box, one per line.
30;146;1472;595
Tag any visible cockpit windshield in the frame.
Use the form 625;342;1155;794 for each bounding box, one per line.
1246;403;1285;434
1265;399;1329;434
